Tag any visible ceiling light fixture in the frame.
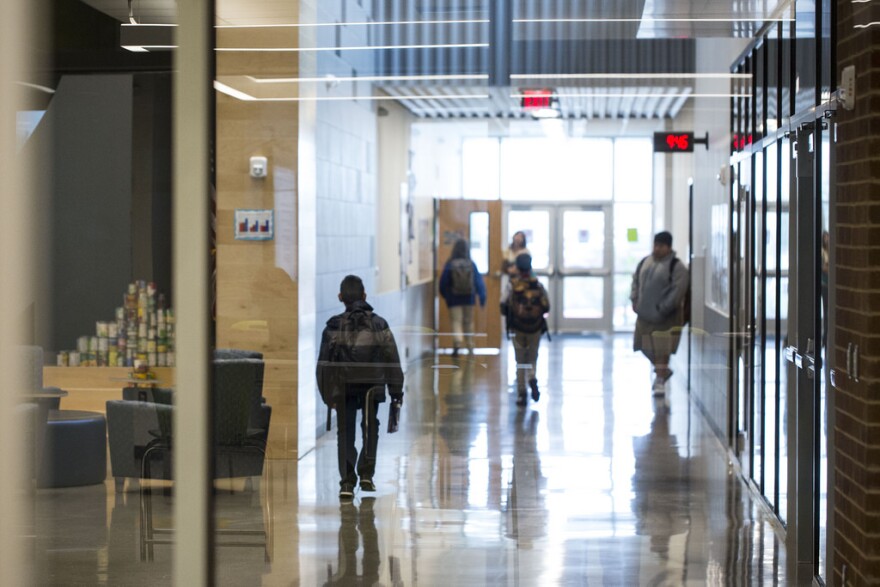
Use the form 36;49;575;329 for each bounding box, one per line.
511;73;752;80
513;17;794;23
120;23;176;52
214;43;488;52
214;81;489;102
247;74;490;84
511;92;752;99
216;19;490;28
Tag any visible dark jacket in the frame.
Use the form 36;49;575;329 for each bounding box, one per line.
316;300;405;406
439;259;487;308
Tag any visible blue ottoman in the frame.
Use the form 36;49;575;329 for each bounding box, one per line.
37;410;107;488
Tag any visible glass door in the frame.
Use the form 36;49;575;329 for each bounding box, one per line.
505;204;613;333
557;206;613;331
783;116;833;584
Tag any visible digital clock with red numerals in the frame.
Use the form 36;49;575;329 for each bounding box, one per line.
653;132;695;153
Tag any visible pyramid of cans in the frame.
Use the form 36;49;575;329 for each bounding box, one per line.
58;281;175;367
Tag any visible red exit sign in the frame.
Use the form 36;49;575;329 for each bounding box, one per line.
521;88;554;110
653;132;694;153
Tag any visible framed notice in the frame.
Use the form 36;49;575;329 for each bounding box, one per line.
234;209;274;241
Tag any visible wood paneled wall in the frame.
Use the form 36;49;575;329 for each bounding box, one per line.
215;42;300;459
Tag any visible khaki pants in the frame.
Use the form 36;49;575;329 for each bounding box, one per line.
513;330;542;394
633;317;682;373
448;304;475;350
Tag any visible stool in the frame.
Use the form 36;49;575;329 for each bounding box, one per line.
37;410;107;488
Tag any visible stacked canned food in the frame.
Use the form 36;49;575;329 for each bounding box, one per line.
56;280;175;367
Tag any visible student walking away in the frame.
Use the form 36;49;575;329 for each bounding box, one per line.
501;254;550;407
630;231;689;397
316;275;405;500
439;238;487;356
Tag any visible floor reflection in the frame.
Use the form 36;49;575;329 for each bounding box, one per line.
32;334;790;585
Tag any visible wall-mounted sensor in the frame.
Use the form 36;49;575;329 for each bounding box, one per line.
250;156;268;179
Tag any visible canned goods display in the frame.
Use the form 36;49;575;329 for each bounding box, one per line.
64;280;176;368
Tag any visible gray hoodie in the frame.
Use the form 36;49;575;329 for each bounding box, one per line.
630;252;689;324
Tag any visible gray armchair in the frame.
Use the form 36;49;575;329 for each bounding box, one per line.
106;356;271;491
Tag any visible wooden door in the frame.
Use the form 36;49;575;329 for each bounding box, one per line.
436;199;502;350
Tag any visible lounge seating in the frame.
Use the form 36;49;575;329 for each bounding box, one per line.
36;410;107;488
106;353;271;491
139;358;272;560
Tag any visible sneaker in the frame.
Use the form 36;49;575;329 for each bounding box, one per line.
339;483;355;500
516;394;527;407
360;478;376;492
652;379;666;397
528;378;540;402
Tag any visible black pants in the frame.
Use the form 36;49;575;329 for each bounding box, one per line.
336;390;380;486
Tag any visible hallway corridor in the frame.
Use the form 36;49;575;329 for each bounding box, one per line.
34;335;789;585
287;334;787;585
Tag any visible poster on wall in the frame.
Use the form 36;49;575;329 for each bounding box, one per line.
234;209;274;241
708;203;729;315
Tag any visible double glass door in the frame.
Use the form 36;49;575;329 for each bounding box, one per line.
505;204;613;332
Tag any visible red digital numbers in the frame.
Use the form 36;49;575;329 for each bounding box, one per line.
666;134;690;151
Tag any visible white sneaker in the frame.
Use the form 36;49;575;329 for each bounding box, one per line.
652;379;666;396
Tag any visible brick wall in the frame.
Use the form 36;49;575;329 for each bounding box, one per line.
833;1;880;584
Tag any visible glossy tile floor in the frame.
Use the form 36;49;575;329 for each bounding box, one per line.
33;334;789;585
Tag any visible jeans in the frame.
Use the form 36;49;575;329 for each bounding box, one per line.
336;389;381;486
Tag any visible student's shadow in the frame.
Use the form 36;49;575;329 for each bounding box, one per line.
325;498;403;586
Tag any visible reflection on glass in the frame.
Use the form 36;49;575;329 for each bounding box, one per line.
778;139;792;524
753;153;764;490
501;138;613;201
614;203;652;273
563;277;603;319
613;275;638;330
614;139;653;202
507;210;551;270
463;138;500;200
562;210;604;269
469;212;490;274
818;127;832;582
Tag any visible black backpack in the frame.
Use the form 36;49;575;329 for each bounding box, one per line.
329;310;384;394
448;258;475;296
507;277;549;334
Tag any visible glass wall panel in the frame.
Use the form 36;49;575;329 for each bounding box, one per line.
614;139;653;202
795;2;818;111
766;25;780;131
755;44;766;138
778;138;792;524
463;138;500;199
753;151;765;489
470;212;490;273
500;138;614;201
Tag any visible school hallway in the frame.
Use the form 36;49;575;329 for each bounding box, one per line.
285;334;787;585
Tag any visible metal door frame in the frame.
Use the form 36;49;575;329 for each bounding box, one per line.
503;202;614;333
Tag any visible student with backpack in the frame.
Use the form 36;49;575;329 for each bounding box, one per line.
630;231;690;396
501;254;550;407
316;275;405;500
439;239;487;356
